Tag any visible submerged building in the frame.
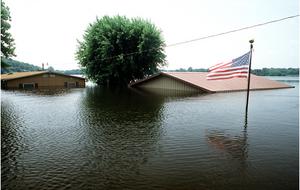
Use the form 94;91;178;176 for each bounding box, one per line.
129;72;292;93
1;71;85;90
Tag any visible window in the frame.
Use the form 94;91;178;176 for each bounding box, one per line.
68;82;76;88
1;81;7;89
23;83;34;89
43;74;48;78
76;82;79;87
64;82;77;88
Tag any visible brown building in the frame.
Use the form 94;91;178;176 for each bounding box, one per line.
1;71;85;90
129;72;293;93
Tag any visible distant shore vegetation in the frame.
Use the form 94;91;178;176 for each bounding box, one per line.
251;68;299;76
1;58;41;73
1;59;298;77
164;67;299;76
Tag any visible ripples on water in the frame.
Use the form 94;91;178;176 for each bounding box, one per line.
1;77;299;190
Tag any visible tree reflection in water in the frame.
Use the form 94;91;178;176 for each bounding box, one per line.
76;86;205;188
76;86;169;188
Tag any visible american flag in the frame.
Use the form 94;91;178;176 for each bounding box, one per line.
206;51;251;80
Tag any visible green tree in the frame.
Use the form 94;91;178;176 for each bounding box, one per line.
76;15;166;86
1;1;16;68
47;66;55;72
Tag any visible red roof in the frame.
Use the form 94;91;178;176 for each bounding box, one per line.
129;72;293;92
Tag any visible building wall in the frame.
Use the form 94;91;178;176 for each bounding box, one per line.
6;73;85;89
137;75;200;92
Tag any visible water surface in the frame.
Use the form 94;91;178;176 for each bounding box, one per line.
1;77;298;190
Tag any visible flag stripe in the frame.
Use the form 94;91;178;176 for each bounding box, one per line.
206;51;251;80
207;76;248;80
207;73;248;80
207;75;247;80
209;62;231;71
207;65;249;74
207;71;249;78
207;69;249;77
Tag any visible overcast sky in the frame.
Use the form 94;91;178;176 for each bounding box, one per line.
5;0;299;70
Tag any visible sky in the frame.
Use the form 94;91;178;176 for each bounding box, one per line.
5;0;299;70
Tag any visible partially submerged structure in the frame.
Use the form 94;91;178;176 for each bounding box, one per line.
1;71;85;90
129;72;292;93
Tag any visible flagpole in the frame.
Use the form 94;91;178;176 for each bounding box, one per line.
245;39;254;126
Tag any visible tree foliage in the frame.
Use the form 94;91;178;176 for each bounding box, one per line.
76;15;166;86
47;66;55;72
1;1;16;64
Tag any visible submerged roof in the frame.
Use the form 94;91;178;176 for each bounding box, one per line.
129;72;293;92
1;71;85;81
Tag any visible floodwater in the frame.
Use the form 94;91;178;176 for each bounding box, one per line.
1;77;298;190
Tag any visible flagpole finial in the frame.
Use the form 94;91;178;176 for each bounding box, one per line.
249;39;254;49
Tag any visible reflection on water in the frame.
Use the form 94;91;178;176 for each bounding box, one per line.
1;80;299;190
206;129;248;161
75;87;165;188
206;128;249;181
1;101;26;190
266;76;299;83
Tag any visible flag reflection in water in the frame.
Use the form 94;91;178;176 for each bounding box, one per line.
206;129;248;161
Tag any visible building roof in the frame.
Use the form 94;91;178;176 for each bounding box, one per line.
129;72;293;93
1;71;85;81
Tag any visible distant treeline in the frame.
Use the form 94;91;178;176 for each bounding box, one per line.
165;67;208;72
165;67;299;76
1;58;41;73
1;59;298;76
60;69;82;75
251;68;299;76
1;58;84;75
